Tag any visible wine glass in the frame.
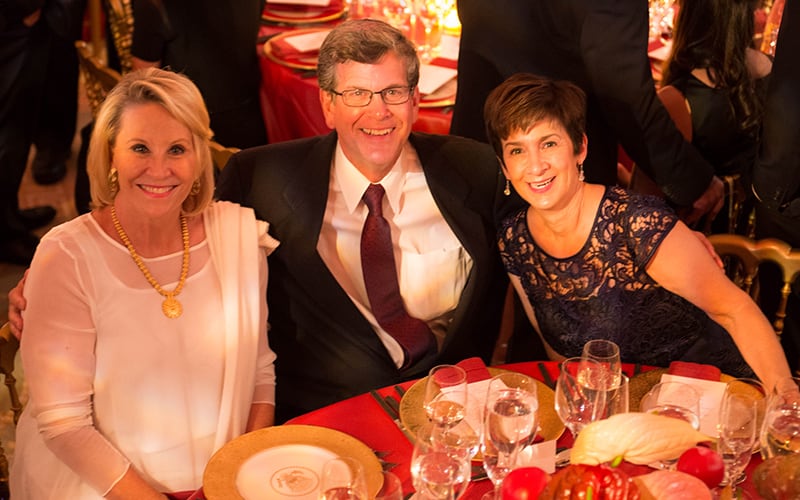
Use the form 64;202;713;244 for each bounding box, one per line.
480;373;538;499
716;391;758;490
640;381;700;469
382;0;414;39
411;0;445;63
760;377;800;459
599;373;630;419
581;339;622;389
410;423;471;499
424;365;468;430
319;457;368;500
376;471;403;500
554;357;608;439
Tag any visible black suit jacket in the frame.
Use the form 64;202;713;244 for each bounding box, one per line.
450;0;715;208
217;132;513;421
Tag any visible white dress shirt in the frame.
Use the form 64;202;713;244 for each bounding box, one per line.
317;142;473;367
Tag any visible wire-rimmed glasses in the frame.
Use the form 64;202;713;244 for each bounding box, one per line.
328;86;415;107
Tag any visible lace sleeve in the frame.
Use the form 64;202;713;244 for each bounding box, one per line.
622;191;679;269
498;210;527;276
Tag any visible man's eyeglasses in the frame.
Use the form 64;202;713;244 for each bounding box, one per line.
328;86;414;107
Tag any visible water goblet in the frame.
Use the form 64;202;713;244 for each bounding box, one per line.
725;378;767;455
411;0;444;63
424;364;468;430
554;357;608;439
760;376;800;459
319;457;368;500
640;381;700;469
716;391;757;491
480;373;538;500
410;423;471;499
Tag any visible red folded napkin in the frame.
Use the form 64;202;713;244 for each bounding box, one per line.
457;357;492;383
667;361;721;381
270;37;319;59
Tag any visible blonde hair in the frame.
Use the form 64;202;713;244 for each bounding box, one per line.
87;67;214;216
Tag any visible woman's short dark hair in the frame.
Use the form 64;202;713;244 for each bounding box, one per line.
484;73;587;161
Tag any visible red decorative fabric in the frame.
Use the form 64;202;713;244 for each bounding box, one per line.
667;361;721;381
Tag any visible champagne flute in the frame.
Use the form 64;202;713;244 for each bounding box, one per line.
410;423;471;500
319;457;368;500
725;378;766;454
760;377;800;459
640;381;700;469
480;373;538;500
717;391;757;489
554;357;608;439
424;365;468;431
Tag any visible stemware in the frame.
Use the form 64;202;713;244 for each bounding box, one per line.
410;423;471;500
319;457;368;500
640;381;700;469
716;390;758;490
375;471;404;500
760;377;800;459
581;339;622;389
480;372;539;500
411;0;445;63
724;378;767;454
554;357;608;439
424;365;468;430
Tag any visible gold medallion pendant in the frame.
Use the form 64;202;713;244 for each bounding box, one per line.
162;296;183;319
111;206;190;319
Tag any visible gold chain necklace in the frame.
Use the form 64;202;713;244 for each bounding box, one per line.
110;205;189;319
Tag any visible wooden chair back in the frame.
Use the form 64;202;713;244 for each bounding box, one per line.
75;40;122;118
709;234;800;337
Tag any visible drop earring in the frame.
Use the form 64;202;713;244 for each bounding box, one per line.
504;179;511;196
578;163;585;182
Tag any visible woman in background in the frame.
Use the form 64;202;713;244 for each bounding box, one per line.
662;0;771;233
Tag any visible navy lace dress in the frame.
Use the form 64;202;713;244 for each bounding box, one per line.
499;186;752;377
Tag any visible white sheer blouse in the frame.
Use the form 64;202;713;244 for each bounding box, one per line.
11;201;277;499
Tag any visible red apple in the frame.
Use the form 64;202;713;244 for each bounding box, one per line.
676;446;725;488
500;467;550;499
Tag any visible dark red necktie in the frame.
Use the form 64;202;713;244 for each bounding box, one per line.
361;184;436;368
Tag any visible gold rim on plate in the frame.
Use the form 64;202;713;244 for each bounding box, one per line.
628;368;735;413
261;1;346;24
399;367;565;444
203;424;382;500
263;28;328;71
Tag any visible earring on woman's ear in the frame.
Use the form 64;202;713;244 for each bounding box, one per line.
504;179;511;196
190;179;201;195
578;163;585;182
108;167;119;196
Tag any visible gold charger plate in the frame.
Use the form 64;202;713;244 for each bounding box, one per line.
263;28;327;71
203;424;382;500
399;367;565;443
262;1;346;24
628;368;735;413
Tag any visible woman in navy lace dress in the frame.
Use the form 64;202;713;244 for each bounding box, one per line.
483;73;793;392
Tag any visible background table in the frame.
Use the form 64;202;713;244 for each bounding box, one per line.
287;361;764;499
257;13;456;144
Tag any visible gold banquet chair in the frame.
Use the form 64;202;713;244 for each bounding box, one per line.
708;234;800;338
0;323;21;493
75;40;122;118
209;141;240;171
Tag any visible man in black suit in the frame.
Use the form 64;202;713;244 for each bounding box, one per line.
752;0;800;372
450;0;724;225
216;19;514;422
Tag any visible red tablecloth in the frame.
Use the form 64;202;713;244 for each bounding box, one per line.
257;23;454;144
287;361;765;499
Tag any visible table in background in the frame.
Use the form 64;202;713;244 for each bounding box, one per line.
257;15;456;143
